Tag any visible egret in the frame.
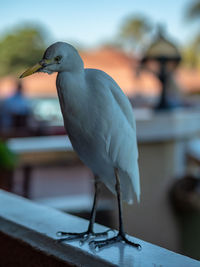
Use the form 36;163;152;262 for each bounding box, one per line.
20;42;141;250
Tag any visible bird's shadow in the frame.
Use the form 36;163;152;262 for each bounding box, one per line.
56;230;141;266
89;237;141;266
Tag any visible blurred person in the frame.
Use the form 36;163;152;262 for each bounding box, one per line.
0;80;31;135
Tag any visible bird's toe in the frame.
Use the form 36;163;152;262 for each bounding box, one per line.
56;229;114;245
89;232;141;251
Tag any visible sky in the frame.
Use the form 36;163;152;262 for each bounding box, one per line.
0;0;197;48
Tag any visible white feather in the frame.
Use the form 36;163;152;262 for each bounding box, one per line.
42;42;140;203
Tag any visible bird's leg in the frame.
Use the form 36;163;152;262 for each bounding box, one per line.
90;168;141;250
56;179;112;244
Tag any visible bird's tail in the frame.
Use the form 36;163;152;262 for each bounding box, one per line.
118;166;140;204
102;166;140;204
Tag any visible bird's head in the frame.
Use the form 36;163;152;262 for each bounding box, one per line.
20;42;83;78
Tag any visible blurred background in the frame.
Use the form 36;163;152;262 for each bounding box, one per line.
0;0;200;261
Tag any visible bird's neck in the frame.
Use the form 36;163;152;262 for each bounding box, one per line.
57;70;85;93
56;70;87;115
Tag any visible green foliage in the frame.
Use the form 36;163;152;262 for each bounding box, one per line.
182;1;200;68
0;140;17;170
185;0;200;22
0;25;46;76
182;34;200;68
118;14;152;53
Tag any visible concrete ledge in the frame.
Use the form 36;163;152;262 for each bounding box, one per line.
0;190;199;267
135;108;200;142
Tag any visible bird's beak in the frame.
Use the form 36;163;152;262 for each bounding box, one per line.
20;59;53;78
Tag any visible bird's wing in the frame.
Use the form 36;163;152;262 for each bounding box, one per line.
109;80;136;132
109;80;140;202
86;69;140;203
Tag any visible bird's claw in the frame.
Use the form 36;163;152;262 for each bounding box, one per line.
56;231;91;243
56;229;114;245
89;233;141;251
56;231;78;237
93;228;115;237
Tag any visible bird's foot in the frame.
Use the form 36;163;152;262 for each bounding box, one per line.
56;229;114;245
89;232;141;251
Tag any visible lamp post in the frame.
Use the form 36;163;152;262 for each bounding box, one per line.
141;28;181;110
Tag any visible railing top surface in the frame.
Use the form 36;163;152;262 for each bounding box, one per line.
0;190;199;267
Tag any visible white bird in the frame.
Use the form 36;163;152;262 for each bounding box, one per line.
20;42;141;249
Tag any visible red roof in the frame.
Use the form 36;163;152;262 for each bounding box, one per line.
0;47;199;98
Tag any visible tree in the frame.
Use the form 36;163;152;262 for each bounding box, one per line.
0;25;47;76
182;0;200;68
118;14;152;54
182;34;200;68
185;0;200;22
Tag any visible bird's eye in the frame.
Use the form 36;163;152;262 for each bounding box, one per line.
55;56;62;62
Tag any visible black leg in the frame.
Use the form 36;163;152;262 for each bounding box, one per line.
57;179;112;244
23;165;32;198
90;168;141;250
87;179;99;233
